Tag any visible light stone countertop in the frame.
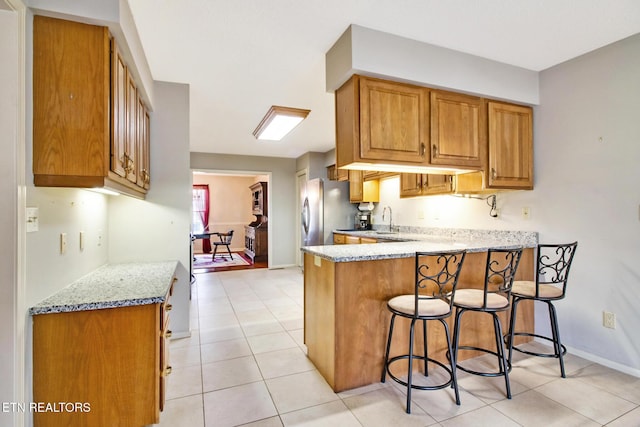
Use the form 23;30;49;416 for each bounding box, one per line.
30;261;179;315
302;228;538;262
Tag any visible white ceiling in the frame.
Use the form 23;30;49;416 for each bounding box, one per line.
128;0;640;160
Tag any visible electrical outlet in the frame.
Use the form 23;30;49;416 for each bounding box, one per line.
60;233;67;254
522;207;530;220
603;311;616;329
79;231;84;251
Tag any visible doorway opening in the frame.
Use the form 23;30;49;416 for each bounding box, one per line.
191;170;270;272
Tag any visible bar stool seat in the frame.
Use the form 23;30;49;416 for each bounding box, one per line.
388;295;451;317
381;250;466;414
452;289;510;309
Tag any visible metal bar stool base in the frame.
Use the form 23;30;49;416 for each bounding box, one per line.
454;345;512;377
383;354;455;392
506;332;567;358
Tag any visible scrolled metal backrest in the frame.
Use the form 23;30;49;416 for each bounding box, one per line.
482;248;523;307
414;250;466;313
535;242;578;297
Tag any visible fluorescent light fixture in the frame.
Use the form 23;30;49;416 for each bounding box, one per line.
87;187;120;196
253;105;310;141
341;162;477;175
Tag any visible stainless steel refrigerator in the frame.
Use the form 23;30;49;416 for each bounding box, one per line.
301;178;355;246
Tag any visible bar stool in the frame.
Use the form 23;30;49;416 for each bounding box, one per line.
506;242;578;378
381;250;466;413
451;248;523;399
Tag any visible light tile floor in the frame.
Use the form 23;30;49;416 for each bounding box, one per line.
153;267;640;427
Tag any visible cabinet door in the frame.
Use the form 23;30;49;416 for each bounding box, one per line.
137;98;151;189
423;174;453;195
143;109;151;189
126;74;138;183
348;170;364;203
345;235;361;244
111;39;128;179
333;233;347;244
33;17;110;179
487;102;533;189
431;90;485;168
359;77;429;164
399;173;423;198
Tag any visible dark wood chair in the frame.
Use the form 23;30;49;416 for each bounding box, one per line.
212;230;234;260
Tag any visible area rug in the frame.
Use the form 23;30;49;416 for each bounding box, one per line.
193;253;251;270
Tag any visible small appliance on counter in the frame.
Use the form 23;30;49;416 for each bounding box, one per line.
355;202;374;230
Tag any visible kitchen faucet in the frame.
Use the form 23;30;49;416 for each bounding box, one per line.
382;206;393;232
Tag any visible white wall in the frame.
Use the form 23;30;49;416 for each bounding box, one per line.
0;6;21;426
326;24;539;104
191;153;297;268
108;81;192;337
375;33;640;374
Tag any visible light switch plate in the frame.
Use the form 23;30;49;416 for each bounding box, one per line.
26;207;39;232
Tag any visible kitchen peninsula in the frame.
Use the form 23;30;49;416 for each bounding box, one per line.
302;228;537;392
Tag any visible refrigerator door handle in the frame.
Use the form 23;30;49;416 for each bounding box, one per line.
302;197;310;236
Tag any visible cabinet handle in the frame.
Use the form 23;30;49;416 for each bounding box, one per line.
141;169;150;184
432;144;438;156
420;143;426;156
120;153;135;174
165;330;172;339
163;366;172;376
165;304;173;312
491;168;497;179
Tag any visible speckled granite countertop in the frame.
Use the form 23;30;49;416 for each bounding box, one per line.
30;261;179;315
302;228;538;262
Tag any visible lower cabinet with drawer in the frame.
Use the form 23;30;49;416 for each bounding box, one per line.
32;282;175;426
333;232;378;245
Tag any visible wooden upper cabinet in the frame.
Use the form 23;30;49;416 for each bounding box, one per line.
33;16;110;183
400;173;453;198
125;73;138;184
359;77;429;164
111;39;128;179
137;100;151;189
348;170;379;203
348;170;364;202
430;90;485;168
336;75;430;168
335;74;534;193
487;102;533;189
33;16;149;198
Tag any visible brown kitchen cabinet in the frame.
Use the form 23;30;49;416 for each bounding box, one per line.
327;164;349;181
430;90;485;169
333;233;377;244
487;101;533;189
399;173;454;198
455;101;533;193
336;75;430;169
32;281;175;427
335;74;534;193
33;16;151;198
348;170;379;203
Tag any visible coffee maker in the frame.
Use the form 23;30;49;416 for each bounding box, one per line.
354;202;374;230
355;211;372;230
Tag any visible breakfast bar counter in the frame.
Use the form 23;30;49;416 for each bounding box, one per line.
301;228;537;392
